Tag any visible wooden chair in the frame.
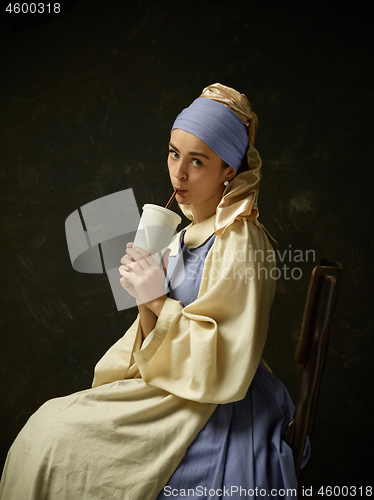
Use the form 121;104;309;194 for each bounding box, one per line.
283;258;343;486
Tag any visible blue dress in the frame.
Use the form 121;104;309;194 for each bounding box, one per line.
157;231;310;500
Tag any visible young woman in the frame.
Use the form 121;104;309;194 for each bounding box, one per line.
0;84;309;500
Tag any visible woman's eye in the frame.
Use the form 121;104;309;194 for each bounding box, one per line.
192;158;202;167
169;150;179;159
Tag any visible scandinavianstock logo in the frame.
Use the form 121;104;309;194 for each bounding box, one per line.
65;189;315;311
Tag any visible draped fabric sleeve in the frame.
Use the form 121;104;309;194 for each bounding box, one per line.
134;219;276;404
91;315;144;387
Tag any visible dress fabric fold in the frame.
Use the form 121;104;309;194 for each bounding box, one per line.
157;231;310;499
0;215;308;500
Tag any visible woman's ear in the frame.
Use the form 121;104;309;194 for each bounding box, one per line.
226;166;237;180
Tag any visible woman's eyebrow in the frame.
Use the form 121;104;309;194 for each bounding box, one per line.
169;142;210;160
188;151;210;159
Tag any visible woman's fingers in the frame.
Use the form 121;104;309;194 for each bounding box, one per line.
127;246;151;259
125;246;154;269
119;245;168;305
119;261;132;271
119;267;138;299
119;267;132;288
120;276;130;288
119;265;130;275
120;242;134;265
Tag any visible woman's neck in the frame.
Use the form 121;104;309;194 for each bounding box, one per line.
190;190;223;225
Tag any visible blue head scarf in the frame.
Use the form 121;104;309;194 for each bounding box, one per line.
171;97;248;170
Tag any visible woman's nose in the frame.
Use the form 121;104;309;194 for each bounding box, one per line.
172;160;187;180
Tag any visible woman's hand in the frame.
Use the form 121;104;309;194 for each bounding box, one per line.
119;243;170;310
119;242;138;298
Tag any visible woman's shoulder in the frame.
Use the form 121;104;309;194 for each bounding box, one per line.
169;216;278;257
216;218;278;251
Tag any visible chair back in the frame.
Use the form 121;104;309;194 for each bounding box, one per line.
283;258;343;480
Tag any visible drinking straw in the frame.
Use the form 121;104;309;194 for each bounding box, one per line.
165;189;177;209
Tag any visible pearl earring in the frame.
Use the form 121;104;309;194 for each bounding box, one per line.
224;180;229;186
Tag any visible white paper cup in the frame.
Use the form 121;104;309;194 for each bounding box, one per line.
132;204;182;258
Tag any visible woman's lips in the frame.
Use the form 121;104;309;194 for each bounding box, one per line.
176;189;188;195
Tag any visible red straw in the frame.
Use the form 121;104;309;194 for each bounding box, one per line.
165;189;177;209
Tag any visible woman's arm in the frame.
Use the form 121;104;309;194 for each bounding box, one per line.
138;304;157;340
138;296;167;340
133;220;277;404
119;242;169;339
100;221;275;403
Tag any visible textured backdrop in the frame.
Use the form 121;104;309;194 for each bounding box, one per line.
0;0;372;490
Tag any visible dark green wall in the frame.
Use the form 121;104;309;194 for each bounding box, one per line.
0;0;372;491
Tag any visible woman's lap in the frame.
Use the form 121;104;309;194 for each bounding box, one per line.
157;363;307;500
1;365;309;500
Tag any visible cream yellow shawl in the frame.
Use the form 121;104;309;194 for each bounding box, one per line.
90;200;277;497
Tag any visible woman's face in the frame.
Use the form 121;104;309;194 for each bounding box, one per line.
168;129;236;209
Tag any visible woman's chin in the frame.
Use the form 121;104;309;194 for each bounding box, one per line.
176;193;191;204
